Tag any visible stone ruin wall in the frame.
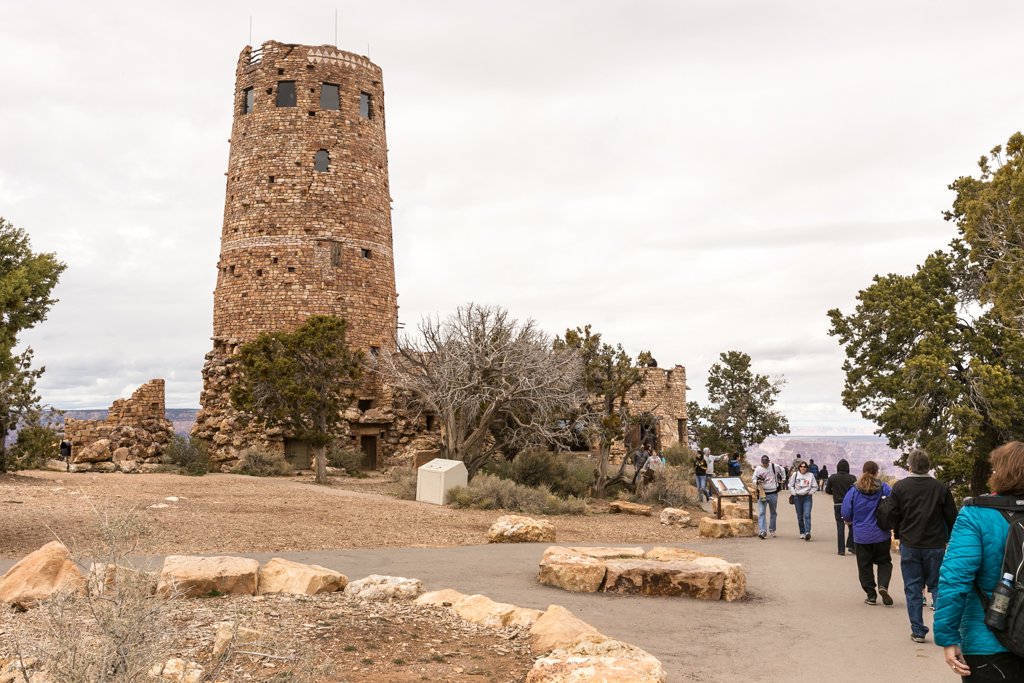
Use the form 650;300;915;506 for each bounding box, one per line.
64;379;175;473
192;41;406;468
609;364;688;458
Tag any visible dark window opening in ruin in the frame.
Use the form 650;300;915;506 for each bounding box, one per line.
265;87;272;95
229;265;235;275
357;399;373;412
425;414;435;431
271;257;278;264
276;81;296;107
331;242;342;267
314;149;330;172
277;68;284;75
370;346;380;357
320;83;340;110
361;248;372;259
308;111;315;117
242;87;254;114
256;269;263;276
287;266;296;273
359;92;373;118
268;175;275;183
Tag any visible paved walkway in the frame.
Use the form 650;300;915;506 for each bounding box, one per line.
1;492;951;682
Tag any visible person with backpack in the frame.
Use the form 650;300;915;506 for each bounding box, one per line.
841;460;893;605
887;448;958;644
789;461;817;540
826;459;857;555
935;441;1024;680
728;453;742;477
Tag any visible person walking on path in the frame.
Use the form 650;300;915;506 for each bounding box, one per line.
808;459;820;484
935;442;1024;680
826;459;857;556
753;455;785;539
818;465;829;492
694;449;709;502
888;448;958;644
841;460;893;606
789;461;817;540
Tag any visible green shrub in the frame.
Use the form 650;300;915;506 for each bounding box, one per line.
631;465;699;508
237;447;293;477
160;435;210;476
445;474;586;515
484;450;596;499
9;422;62;470
662;443;694;469
326;444;367;477
391;468;418;500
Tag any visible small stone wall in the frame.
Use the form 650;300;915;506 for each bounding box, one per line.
64;379;174;473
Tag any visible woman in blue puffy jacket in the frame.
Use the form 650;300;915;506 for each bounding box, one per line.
935;442;1024;681
841;460;893;606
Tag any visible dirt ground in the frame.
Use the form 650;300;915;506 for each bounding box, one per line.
0;470;700;559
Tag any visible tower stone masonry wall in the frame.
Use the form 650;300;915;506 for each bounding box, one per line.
193;41;419;468
628;365;689;450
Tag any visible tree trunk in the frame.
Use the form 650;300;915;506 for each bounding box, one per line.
593;442;611;496
314;444;327;484
971;449;991;496
0;422;7;473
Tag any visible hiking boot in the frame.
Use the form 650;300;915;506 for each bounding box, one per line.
911;634;926;643
805;533;811;541
759;532;766;539
879;587;893;606
838;552;845;556
864;596;877;605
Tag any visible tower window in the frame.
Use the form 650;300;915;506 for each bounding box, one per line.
320;83;340;110
242;87;254;114
361;248;372;259
357;399;373;411
276;81;296;107
314;149;330;172
359;92;373;118
370;346;380;357
287;266;296;273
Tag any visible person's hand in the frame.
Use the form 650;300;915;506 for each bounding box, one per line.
944;645;969;677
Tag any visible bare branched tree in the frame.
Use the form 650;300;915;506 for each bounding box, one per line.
378;304;585;478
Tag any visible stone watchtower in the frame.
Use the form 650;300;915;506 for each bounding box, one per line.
193;41;400;470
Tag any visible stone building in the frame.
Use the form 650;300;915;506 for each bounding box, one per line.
192;41;422;471
623;365;689;453
64;379;175;472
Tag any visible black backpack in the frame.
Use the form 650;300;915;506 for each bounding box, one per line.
963;495;1024;656
875;492;895;532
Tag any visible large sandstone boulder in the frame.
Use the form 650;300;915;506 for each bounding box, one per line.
157;556;259;598
0;541;86;609
529;604;604;653
73;438;111;463
720;501;753;519
526;637;667;682
602;558;725;599
565;547;645;560
698;517;756;538
344;575;423;601
487;515;556;543
258;558;347;596
537;547;608;593
451;594;543;629
608;501;652;516
659;508;692;526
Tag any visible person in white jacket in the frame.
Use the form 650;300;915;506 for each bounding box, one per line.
789;461;817;540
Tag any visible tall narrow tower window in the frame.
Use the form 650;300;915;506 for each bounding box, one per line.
320;83;340;110
314;149;330;172
242;87;254;114
276;81;297;107
359;92;373;118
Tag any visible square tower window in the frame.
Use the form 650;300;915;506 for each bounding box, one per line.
320;83;340;110
359;92;373;118
314;149;330;172
242;87;254;114
357;399;373;411
361;248;372;259
276;81;296;107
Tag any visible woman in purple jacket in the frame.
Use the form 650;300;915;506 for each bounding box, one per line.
841;460;893;606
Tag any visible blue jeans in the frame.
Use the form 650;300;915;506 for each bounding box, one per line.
695;474;708;500
794;494;812;535
758;492;778;534
900;544;945;637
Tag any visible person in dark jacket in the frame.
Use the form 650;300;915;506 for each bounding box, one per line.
889;449;958;643
825;459;857;555
842;460;893;605
936;442;1024;680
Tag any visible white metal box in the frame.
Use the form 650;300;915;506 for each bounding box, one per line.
416;458;468;505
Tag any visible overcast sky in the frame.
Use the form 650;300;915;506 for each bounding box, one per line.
1;1;1021;434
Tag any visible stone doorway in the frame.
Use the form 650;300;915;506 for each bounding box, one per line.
360;435;378;470
284;439;311;470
